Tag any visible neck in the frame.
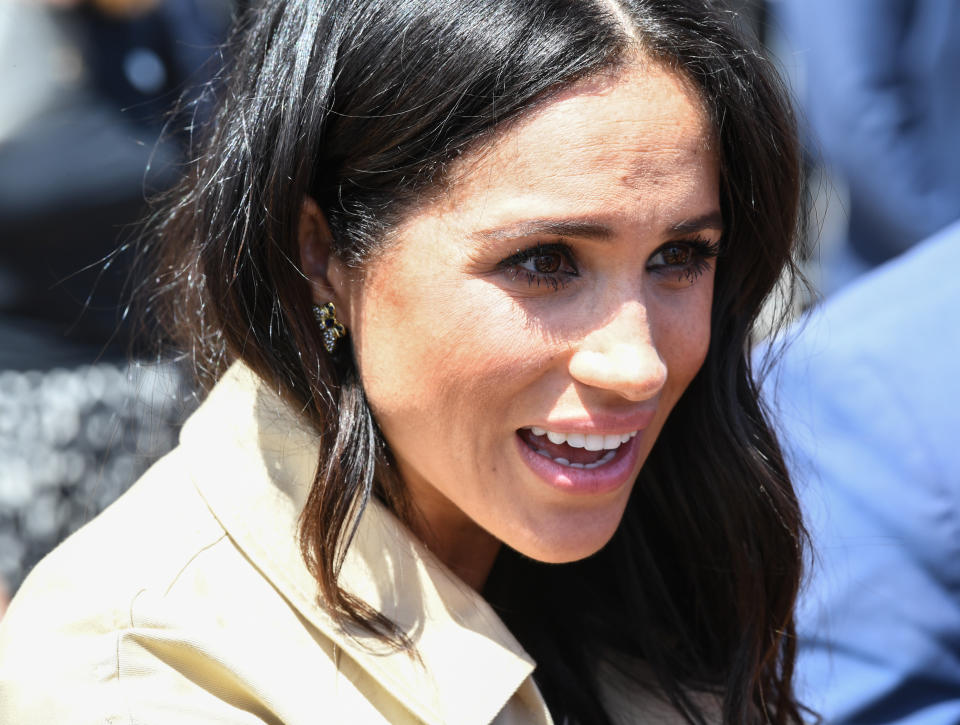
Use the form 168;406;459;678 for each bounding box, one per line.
409;505;502;591
438;529;502;591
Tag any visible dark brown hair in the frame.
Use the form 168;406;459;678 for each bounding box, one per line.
143;1;807;722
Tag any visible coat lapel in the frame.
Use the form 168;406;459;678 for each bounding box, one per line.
184;363;545;725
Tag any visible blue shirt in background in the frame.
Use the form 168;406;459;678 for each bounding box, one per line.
769;219;960;723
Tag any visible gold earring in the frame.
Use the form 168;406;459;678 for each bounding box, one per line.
313;302;347;353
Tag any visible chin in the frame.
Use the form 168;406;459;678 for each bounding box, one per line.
508;513;624;565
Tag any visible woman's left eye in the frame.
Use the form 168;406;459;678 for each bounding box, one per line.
497;243;579;290
646;238;720;283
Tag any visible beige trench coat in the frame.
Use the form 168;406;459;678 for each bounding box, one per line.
0;364;706;724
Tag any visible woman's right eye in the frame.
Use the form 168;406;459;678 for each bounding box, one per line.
497;243;579;290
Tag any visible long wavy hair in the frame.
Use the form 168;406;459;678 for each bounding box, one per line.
143;0;807;722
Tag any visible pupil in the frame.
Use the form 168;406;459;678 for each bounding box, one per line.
664;245;691;266
534;253;561;274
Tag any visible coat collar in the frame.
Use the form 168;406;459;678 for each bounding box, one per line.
180;363;546;725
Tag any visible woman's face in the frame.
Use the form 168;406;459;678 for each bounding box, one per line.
327;61;720;584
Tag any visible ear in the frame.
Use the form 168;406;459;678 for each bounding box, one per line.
298;196;349;311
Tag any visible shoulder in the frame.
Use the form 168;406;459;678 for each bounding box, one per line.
0;445;230;723
776;230;960;724
0;408;423;725
2;440;227;618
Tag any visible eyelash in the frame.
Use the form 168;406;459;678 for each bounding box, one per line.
497;243;578;290
496;237;721;290
647;236;722;284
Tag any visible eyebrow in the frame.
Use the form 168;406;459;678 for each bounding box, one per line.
473;219;615;242
669;211;725;234
473;211;724;243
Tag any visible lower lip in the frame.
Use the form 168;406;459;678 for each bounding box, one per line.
515;431;644;496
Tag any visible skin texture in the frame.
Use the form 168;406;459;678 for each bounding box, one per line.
301;60;721;589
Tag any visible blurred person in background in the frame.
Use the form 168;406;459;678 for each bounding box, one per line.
0;0;230;599
0;0;232;367
772;0;960;294
768;218;960;723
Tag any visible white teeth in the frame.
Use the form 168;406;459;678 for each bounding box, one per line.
584;450;617;469
546;430;566;445
566;433;586;448
584;434;604;451
546;449;619;470
527;434;624;470
527;427;639;449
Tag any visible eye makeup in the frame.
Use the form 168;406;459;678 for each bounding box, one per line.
646;236;721;285
494;236;720;291
496;242;579;290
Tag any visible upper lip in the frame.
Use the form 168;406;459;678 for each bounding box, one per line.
520;408;657;436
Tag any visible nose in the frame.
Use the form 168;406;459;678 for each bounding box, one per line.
568;302;667;402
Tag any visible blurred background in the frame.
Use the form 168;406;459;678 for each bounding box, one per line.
2;2;959;721
0;0;234;607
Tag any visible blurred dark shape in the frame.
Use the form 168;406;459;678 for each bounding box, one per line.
0;0;233;370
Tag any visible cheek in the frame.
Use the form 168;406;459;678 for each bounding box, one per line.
354;274;537;438
652;282;713;398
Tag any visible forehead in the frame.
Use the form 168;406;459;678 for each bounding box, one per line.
435;60;717;218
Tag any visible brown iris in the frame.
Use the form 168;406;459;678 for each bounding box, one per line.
660;244;693;267
533;251;564;274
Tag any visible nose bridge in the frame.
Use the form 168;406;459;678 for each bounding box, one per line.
568;298;667;401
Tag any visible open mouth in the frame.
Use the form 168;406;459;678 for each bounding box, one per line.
517;427;638;470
